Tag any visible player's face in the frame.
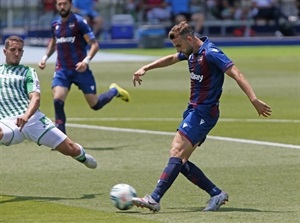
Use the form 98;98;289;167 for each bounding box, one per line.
3;41;24;66
172;35;193;57
56;0;71;18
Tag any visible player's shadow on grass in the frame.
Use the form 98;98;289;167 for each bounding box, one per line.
122;207;291;215
165;206;286;213
0;193;100;204
85;145;133;151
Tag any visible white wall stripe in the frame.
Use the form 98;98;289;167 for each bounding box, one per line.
67;123;300;150
67;117;300;124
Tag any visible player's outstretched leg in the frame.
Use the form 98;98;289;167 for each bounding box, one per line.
109;83;130;102
54;138;97;169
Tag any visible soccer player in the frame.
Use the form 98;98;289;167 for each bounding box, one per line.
38;0;130;134
0;35;97;169
131;21;272;212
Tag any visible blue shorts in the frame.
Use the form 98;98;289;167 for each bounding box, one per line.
178;106;219;146
52;68;97;94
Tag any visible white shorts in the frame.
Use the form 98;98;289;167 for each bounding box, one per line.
0;111;67;149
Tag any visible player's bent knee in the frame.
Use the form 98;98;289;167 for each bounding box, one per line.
0;122;25;145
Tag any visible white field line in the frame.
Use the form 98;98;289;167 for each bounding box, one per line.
67;117;300;123
67;123;300;150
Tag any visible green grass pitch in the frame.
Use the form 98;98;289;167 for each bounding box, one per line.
0;46;299;223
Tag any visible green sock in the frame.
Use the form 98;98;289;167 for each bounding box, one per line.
74;144;86;162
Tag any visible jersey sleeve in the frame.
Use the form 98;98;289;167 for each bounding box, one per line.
177;52;188;61
51;21;58;38
77;17;96;42
206;47;234;72
25;67;41;95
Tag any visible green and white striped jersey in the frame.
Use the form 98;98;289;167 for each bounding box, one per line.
0;64;40;119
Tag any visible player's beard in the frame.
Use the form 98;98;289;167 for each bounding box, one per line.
183;44;193;57
59;8;71;18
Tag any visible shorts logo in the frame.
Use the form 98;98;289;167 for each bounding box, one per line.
182;123;189;128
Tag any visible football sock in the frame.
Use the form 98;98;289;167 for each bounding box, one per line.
180;161;221;197
73;143;86;162
151;157;182;203
92;89;118;110
54;99;66;134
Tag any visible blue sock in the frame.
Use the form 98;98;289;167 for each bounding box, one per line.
180;161;221;197
151;157;182;203
92;89;118;110
54;99;66;134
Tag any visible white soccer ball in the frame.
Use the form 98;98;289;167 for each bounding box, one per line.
110;183;137;210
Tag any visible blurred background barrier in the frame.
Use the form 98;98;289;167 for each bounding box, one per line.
0;0;299;47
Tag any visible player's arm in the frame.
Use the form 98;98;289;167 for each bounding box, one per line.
16;92;40;131
76;38;99;72
83;38;99;64
132;53;180;86
75;15;100;71
225;65;272;117
38;38;56;70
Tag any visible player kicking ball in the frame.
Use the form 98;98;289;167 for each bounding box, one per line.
131;21;271;212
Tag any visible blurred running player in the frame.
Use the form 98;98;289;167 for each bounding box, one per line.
38;0;130;134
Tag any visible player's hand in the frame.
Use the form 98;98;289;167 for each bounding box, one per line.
75;61;88;72
252;98;272;117
38;60;46;70
15;115;29;132
132;68;146;86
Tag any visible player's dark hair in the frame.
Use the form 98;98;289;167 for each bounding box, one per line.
4;35;24;49
168;21;195;40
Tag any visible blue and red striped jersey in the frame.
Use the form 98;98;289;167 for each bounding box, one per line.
178;37;234;111
51;12;96;70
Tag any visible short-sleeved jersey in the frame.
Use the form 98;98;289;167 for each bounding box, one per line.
178;36;234;114
0;64;41;119
51;12;95;70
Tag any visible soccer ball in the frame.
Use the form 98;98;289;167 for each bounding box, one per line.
110;183;137;210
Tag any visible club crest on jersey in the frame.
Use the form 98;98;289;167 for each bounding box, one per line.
69;22;75;28
55;25;59;30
